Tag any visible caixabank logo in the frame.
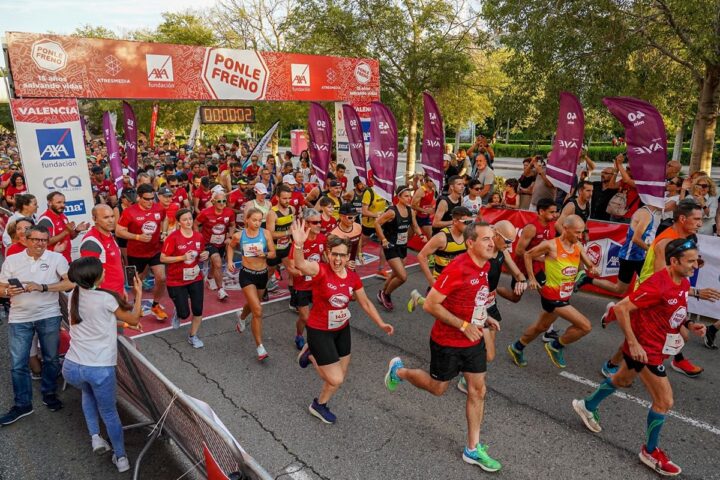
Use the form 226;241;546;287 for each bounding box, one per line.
35;128;78;168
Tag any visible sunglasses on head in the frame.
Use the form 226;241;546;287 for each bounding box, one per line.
667;239;697;259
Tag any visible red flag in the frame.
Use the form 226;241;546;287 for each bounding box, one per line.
368;101;398;202
149;102;159;149
602;97;667;208
421;92;444;192
547;92;584;192
308;102;333;185
203;443;230;480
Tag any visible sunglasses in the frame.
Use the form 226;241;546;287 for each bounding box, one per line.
140;196;155;201
667;239;697;258
342;215;357;220
28;238;48;243
214;200;227;204
495;230;513;245
697;184;709;189
168;184;179;189
307;220;322;225
460;219;474;225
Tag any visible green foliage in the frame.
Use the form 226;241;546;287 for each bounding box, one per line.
72;25;118;39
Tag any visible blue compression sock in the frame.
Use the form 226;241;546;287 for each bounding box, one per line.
646;409;666;452
584;378;616;411
513;340;526;351
551;338;564;350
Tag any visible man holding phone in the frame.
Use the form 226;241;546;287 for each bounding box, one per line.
80;204;124;296
0;225;74;426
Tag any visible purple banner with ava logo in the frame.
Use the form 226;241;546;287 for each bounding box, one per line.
369;101;398;202
342;104;368;183
421;92;445;192
308;102;333;185
122;101;138;180
602;97;667;208
547;92;584;192
102;111;123;192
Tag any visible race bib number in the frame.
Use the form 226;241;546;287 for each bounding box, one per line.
210;234;225;245
277;236;291;248
662;333;685;355
183;266;200;281
560;282;574;299
396;231;408;245
471;305;487;327
486;290;497;307
328;308;351;329
243;242;263;257
236;212;244;224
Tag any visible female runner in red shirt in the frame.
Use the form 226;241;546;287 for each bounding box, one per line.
290;220;394;424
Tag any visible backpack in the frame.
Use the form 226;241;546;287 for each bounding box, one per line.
606;190;636;217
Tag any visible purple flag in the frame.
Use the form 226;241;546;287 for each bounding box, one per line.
547;92;584;192
602;97;667;208
369;101;398;202
122;101;138;180
342;104;368;182
421;92;445;192
79;114;89;142
308;102;333;185
102;111;123;191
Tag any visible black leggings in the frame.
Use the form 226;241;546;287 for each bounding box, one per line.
167;280;204;319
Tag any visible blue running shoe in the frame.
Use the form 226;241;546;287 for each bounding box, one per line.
297;344;311;369
601;361;618;378
507;344;527;367
294;335;305;350
544;342;566;368
384;357;404;392
309;398;336;424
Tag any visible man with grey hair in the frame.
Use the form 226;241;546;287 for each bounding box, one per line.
287;209;326;351
508;215;599;369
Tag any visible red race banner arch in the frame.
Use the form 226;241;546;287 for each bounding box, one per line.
4;32;380;103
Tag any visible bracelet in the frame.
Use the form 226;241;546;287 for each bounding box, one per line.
135;234;140;240
460;321;469;332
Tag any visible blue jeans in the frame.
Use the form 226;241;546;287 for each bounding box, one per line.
62;359;126;458
8;316;61;407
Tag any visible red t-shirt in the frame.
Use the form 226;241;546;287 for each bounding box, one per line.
195;206;235;247
5;184;27;200
290;234;326;291
193;187;213;210
307;263;363;331
229;189;249;226
5;243;25;257
244;164;260;178
337;175;348;192
271;191;306;210
430;252;491;348
118;203;166;258
320;215;337;236
92;178;117;200
622;268;689;365
80;227;124;295
38;209;72;263
513;218;556;275
172;187;189;206
162;230;205;287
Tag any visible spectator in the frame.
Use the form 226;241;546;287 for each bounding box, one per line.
471;154;495;204
0;225;73;426
80;205;124;296
62;257;142;472
663;177;682;220
2;194;38;248
518;158;536;210
609;154;640;223
462;179;484;218
590;167;619;221
502;178;520;209
681;175;717;235
529;156;556;211
38;192;90;264
5;173;27;208
5;217;33;257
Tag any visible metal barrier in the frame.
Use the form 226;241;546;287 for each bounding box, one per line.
116;336;273;480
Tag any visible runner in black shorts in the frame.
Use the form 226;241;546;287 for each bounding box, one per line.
384;222;503;472
572;239;706;477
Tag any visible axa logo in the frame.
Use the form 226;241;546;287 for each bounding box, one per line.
43;175;82;190
632;142;664;155
425;139;441;147
558;139;579;149
146;54;174;82
350;142;363;149
373;150;395;159
64;199;86;216
291;64;310;87
36;128;75;160
312;142;329;151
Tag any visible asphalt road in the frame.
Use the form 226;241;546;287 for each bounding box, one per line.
1;268;719;480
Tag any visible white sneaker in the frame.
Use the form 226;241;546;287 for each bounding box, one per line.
187;335;204;349
266;278;279;292
572;399;602;433
217;288;229;300
112;454;131;473
235;312;246;333
457;376;468;394
257;344;269;361
91;434;111;455
207;278;218;291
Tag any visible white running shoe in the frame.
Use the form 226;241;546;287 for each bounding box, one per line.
187;335;205;349
217;288;229;300
572;399;602;433
91;434;111;455
207;278;218;291
235;313;246;334
112;455;131;473
257;344;269;361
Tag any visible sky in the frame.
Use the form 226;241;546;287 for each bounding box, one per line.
0;0;219;68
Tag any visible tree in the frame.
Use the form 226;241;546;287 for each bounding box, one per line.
483;0;719;171
72;25;118;39
132;12;218;46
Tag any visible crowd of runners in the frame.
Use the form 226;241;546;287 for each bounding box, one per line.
1;131;719;476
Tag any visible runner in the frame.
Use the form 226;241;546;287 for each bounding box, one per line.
432;175;464;235
288;209;326;350
572;238;707;477
38;192;90;264
194;190;235;300
348;177;366;218
243;183;272;228
228;177;250;228
226;208;276;361
116;184;169;321
360;185;389;277
161;209;209;348
507;215;599;368
291;221;393;424
330;203;363;267
317;197;338;236
265;184;296;308
376;185;424;311
411;174;437;240
383;222;502;472
408;206;472;312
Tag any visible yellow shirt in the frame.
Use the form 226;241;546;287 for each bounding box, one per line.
361;188;387;228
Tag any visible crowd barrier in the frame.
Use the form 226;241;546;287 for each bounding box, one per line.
408;207;720;320
116;336;273;480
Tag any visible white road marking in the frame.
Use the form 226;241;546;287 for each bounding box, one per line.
560;371;720;436
285;464;313;480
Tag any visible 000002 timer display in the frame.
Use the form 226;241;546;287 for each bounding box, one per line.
199;106;256;124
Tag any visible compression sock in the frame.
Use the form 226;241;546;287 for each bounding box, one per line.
584;378;617;411
646;409;666;452
551;338;565;350
513;340;526;351
674;352;685;362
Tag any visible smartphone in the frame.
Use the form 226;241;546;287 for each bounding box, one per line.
8;278;24;290
124;266;137;289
